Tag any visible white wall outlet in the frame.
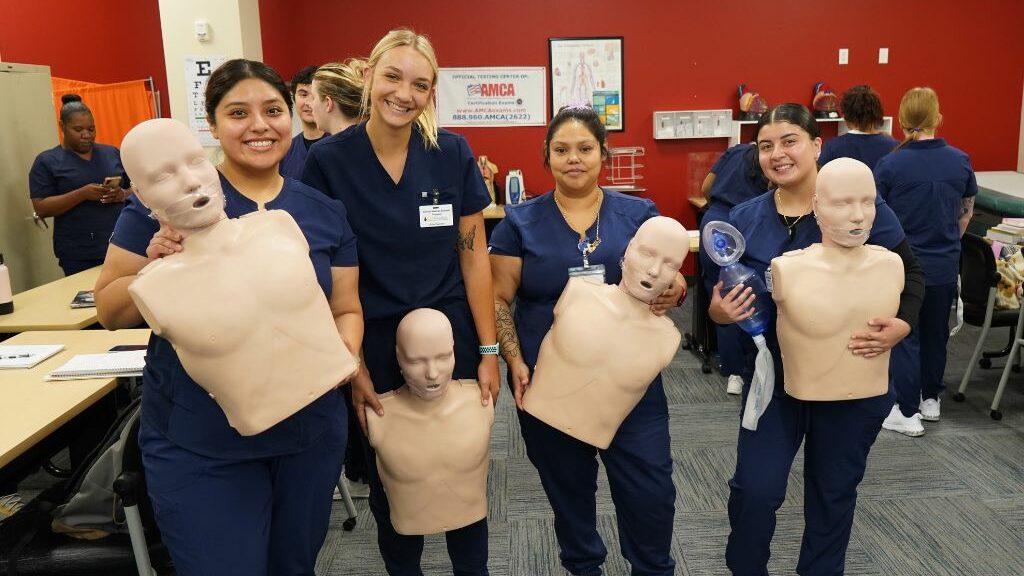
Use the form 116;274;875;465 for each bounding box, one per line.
839;48;849;65
879;47;889;64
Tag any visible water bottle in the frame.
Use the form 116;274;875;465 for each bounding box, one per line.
0;253;12;315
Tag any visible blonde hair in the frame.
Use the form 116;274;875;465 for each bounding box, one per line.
361;28;440;150
896;87;941;150
313;59;367;121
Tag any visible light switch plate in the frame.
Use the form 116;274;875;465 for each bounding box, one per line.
879;47;889;64
839;48;849;65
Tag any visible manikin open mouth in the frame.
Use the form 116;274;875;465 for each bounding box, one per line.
640;280;653;289
426;383;441;390
848;228;865;236
193;196;210;209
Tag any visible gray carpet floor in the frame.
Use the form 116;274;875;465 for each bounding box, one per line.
316;304;1024;576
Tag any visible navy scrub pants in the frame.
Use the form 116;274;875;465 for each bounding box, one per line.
700;203;744;376
517;377;676;576
138;419;346;576
890;282;957;416
59;257;104;276
361;301;489;576
725;388;892;576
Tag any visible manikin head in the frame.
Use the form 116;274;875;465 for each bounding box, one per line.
396;308;456;401
121;119;225;231
813;158;877;248
619;216;689;303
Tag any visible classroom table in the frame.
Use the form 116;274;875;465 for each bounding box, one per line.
0;266;102;334
0;328;150;468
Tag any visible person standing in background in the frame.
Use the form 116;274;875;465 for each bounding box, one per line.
30;94;130;275
310;59;366;140
700;142;770;394
819;85;898;169
279;65;325;179
876;87;977;434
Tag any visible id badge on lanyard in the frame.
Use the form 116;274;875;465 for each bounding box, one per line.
568;263;606;284
419;189;454;228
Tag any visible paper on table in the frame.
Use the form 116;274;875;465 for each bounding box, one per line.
0;345;65;369
46;350;146;381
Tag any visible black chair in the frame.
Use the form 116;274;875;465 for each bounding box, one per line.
953;233;1021;419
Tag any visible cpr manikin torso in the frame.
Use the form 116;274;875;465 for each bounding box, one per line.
121;119;357;435
524;216;687;449
366;308;494;535
771;157;903;400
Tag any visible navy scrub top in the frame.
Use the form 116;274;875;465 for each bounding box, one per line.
302;122;492;320
488;191;659;367
279;132;320;180
29;144;128;262
110;174;358;459
708;143;768;209
727;191;906;393
874;138;977;286
819;132;899;170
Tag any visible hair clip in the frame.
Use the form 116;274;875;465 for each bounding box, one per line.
562;100;593;112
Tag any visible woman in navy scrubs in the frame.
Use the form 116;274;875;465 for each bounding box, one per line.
489;104;685;576
302;29;498;576
710;104;924;576
94;60;362;576
29;94;129;275
819;85;898;170
876;87;976;433
700;143;770;394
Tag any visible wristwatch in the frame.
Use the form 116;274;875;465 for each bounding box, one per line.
479;343;500;355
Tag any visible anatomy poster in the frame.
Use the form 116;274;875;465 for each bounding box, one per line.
549;37;624;131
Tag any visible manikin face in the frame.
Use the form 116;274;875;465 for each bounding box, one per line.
813;158;877;248
756;121;821;190
396;309;456;401
293;83;316;126
121;119;224;230
62;112;96;155
368;45;434;130
548;119;603;196
620;216;688;303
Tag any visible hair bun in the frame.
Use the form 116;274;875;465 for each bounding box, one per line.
61;93;83;105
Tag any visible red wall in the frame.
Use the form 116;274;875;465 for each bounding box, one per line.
0;0;169;121
260;0;1024;234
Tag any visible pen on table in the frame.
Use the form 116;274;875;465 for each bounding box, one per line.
0;353;32;360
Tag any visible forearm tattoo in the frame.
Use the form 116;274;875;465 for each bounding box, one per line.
457;225;477;251
961;196;975;215
494;299;522;360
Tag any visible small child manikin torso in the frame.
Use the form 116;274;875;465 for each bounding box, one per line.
368;380;493;535
129;210;357;435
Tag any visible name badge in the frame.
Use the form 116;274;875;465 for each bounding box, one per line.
568;263;606;284
419;204;454;228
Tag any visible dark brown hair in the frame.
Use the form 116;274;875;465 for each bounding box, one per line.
204;59;292;123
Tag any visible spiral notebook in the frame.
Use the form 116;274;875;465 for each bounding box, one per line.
45;350;146;381
0;345;65;369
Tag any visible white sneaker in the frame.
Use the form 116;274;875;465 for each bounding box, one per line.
726;375;743;395
882;405;925;437
919;398;941;422
0;493;23;519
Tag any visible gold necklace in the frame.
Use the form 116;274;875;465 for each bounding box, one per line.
775;190;812;238
554;190;603;263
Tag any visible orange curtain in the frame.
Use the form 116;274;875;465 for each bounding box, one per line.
51;77;156;148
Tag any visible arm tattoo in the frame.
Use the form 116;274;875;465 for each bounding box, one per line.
961;196;975;215
495;299;522;360
457;224;477;251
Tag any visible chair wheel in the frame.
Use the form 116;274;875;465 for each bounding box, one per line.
953;392;965;402
701;364;712;374
991;410;1003;421
343;517;356;531
980;358;992;369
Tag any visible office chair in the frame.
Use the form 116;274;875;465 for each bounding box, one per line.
953;233;1022;420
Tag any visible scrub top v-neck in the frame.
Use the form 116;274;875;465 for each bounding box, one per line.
302;122;491;320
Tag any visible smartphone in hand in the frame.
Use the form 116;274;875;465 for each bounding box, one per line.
103;176;122;189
